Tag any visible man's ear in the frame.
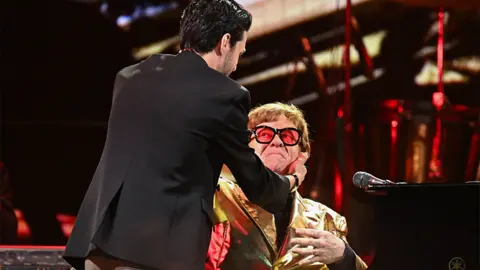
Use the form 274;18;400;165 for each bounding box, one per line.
220;33;231;54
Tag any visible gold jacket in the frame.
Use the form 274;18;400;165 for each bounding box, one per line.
206;172;368;270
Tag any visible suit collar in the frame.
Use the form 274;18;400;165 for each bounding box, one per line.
174;50;209;68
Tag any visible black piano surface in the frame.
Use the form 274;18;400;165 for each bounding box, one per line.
365;182;479;270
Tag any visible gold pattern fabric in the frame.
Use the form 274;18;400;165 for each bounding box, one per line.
211;172;368;270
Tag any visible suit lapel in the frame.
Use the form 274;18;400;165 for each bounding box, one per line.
231;184;279;253
220;167;279;254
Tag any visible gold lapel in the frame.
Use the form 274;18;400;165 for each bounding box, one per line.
232;184;279;253
274;194;336;269
220;167;279;253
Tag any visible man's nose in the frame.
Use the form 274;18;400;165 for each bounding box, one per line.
269;133;284;146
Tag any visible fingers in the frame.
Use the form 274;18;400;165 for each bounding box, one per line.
292;247;317;256
296;152;310;165
292;247;324;266
297;256;323;266
291;228;343;266
289;152;309;171
295;228;327;238
290;237;319;247
288;165;307;185
287;152;310;186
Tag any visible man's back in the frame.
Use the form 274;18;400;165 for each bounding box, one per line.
63;1;303;269
64;52;248;270
105;52;242;195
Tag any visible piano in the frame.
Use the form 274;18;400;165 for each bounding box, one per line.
0;245;69;269
365;182;480;270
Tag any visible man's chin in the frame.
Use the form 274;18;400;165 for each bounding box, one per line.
264;161;287;174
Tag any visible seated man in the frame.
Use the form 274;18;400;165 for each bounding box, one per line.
206;103;367;270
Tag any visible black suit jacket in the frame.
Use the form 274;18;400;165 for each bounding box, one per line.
63;52;291;270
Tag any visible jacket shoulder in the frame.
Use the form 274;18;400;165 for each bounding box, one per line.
117;54;175;79
207;69;248;97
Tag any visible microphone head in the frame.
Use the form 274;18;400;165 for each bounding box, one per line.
352;171;371;188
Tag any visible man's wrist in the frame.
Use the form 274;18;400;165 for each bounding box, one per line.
328;240;356;270
286;175;295;191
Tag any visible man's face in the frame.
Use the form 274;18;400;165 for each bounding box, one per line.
249;115;301;174
220;31;247;76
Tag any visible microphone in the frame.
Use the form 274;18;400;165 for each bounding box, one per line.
352;171;396;188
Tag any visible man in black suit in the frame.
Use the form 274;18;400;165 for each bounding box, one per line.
63;0;308;269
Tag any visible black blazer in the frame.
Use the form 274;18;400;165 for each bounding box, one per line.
63;52;291;270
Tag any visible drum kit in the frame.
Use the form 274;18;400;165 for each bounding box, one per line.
342;0;480;184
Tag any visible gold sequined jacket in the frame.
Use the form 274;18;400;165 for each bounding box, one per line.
205;172;368;270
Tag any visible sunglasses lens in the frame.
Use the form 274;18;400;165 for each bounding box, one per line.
279;129;300;145
255;127;275;143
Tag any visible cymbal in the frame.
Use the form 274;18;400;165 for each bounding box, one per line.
383;0;480;9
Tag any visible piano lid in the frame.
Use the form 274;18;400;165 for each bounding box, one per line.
365;182;479;270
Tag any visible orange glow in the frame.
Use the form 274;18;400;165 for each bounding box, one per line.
382;99;399;109
56;213;76;238
337;109;344;118
428;117;443;179
14;209;31;239
14;210;77;239
390;120;398;179
334;164;343;212
432;92;445;109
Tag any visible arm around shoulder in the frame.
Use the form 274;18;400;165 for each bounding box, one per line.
216;89;291;213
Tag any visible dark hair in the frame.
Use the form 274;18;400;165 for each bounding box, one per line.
179;0;252;53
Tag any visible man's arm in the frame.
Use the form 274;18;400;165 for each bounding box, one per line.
217;89;298;213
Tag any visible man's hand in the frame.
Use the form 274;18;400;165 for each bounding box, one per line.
290;223;346;266
287;152;309;187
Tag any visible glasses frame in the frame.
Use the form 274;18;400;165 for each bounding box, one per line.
251;125;303;146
